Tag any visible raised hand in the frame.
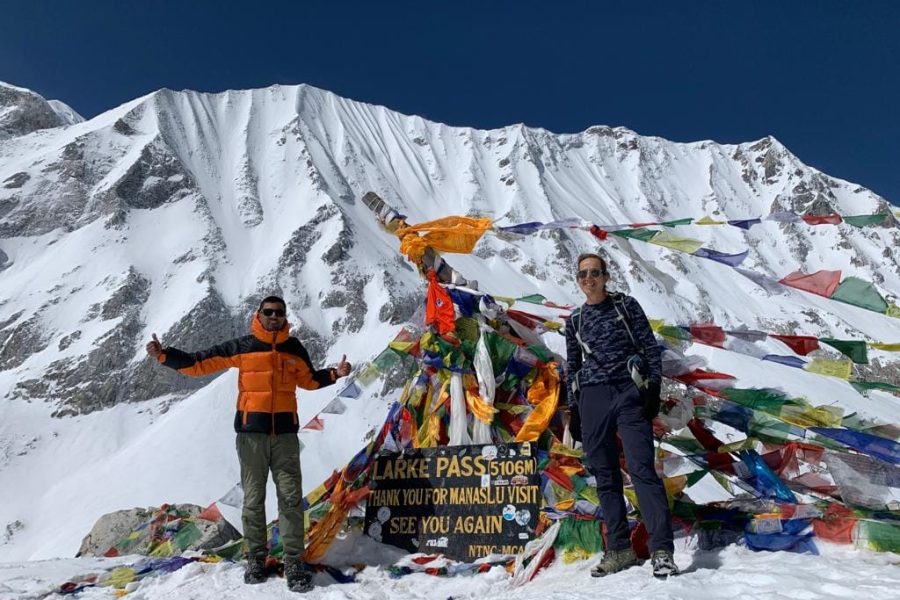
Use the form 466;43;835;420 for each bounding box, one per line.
146;333;163;359
335;354;351;377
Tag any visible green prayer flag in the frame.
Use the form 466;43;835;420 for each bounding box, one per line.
850;380;900;395
820;338;869;364
723;388;793;413
660;217;694;228
830;277;889;313
517;293;547;305
747;413;801;444
555;517;605;553
483;331;517;375
686;469;709;487
527;344;553;363
658;325;692;341
612;228;660;242
172;521;203;550
455;317;479;342
373;347;402;370
843;213;889;228
857;520;900;553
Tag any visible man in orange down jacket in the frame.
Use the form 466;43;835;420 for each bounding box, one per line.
146;295;351;593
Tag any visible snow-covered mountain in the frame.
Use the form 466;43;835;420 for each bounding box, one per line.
0;81;83;141
0;82;898;570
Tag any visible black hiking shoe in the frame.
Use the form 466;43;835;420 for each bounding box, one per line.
243;554;267;584
284;557;313;593
650;549;680;578
590;548;643;577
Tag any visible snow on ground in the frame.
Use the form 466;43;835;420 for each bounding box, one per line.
1;542;898;600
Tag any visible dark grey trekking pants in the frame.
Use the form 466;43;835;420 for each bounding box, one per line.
236;432;305;558
579;381;674;553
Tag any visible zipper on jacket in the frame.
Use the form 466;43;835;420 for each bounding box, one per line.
271;332;277;436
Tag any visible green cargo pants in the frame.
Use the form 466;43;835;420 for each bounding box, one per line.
236;432;304;558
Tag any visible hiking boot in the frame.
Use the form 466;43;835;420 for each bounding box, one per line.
284;557;313;593
243;554;267;585
590;548;643;577
650;549;679;578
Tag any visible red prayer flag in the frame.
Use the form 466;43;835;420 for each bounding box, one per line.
801;213;843;225
688;418;725;451
506;309;544;329
590;225;608;241
771;334;820;356
302;416;325;431
779;270;842;298
689;323;727;348
198;502;223;522
812;504;857;545
674;370;737;393
630;522;650;560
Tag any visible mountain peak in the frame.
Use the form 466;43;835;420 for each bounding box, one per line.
0;81;84;140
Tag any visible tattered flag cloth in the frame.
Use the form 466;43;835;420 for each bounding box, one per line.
425;270;456;335
395;216;493;262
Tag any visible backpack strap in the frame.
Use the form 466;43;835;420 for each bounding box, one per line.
610;293;643;355
572;306;593;357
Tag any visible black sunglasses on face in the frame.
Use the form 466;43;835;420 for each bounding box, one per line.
261;308;286;317
576;268;606;280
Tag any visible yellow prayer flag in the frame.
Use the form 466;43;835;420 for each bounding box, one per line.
623;487;639;510
465;389;498;424
887;304;900;319
149;540;174;557
696;215;727;225
555;498;576;512
780;404;844;428
550;442;584;458
869;342;900;351
107;567;137;588
516;362;560;442
805;358;853;380
648;230;704;254
561;547;593;564
305;482;329;508
356;363;381;386
388;341;416;354
559;464;584;477
649;319;666;332
493;295;517;308
663;475;688;509
395;216;493;262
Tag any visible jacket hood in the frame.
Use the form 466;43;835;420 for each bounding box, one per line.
251;313;291;344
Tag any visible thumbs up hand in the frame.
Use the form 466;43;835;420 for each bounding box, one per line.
335;354;351;378
146;333;163;359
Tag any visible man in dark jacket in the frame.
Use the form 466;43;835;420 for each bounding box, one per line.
146;296;351;592
566;253;678;578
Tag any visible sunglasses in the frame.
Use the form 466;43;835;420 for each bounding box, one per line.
260;308;286;317
576;268;606;280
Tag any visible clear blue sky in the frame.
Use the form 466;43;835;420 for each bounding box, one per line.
2;1;897;204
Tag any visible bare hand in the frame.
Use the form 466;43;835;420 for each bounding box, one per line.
146;333;163;359
335;354;351;377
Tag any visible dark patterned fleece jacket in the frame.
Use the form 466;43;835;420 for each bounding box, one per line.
565;294;662;405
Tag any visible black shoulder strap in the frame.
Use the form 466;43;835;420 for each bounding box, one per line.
611;293;643;353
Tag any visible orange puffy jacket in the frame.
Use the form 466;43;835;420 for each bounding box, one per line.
158;314;337;434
